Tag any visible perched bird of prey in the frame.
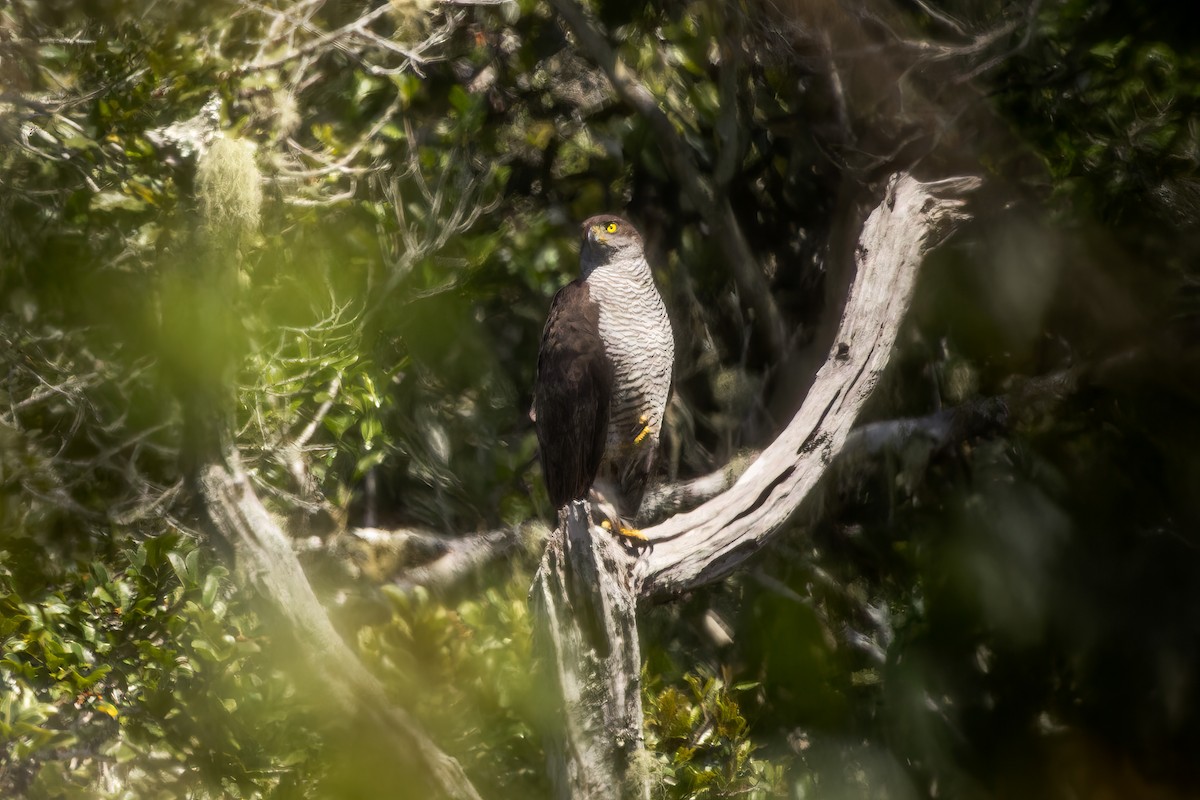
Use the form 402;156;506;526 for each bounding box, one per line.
534;215;675;534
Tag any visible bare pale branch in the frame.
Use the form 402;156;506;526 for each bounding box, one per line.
635;173;981;596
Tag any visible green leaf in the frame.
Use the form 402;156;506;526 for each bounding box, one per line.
354;450;387;480
202;571;223;607
360;413;382;446
166;550;191;585
324;413;354;438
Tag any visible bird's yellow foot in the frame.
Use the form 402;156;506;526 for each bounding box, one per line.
633;414;653;445
617;525;647;541
599;519;648;542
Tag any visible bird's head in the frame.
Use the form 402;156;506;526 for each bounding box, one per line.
580;215;644;270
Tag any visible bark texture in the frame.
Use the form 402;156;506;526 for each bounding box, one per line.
530;502;650;800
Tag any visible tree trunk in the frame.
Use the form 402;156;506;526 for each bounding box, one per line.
530;502;650;800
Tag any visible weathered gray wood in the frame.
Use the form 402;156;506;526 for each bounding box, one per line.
637;453;754;521
337;522;545;596
530;502;650;800
634;173;980;598
201;458;484;800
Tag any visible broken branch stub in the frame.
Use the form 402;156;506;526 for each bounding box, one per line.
530;503;650;800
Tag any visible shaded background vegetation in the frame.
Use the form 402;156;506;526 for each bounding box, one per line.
3;0;1200;796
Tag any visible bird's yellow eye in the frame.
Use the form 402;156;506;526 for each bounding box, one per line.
605;221;618;233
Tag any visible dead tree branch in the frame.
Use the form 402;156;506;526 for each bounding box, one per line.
341;523;547;595
637;452;755;521
635;173;979;597
201;456;483;800
389;526;527;595
162;103;484;799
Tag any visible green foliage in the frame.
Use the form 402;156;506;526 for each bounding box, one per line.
0;534;322;797
355;576;783;799
997;0;1200;228
645;672;785;799
360;579;548;797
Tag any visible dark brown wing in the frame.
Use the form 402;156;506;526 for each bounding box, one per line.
534;280;612;510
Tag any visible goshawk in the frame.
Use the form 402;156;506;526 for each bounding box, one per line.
533;215;675;534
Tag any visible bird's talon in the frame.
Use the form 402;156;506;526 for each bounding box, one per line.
633;415;653;445
599;518;645;542
616;525;647;542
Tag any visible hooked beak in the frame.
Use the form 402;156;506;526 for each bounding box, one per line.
587;224;607;245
